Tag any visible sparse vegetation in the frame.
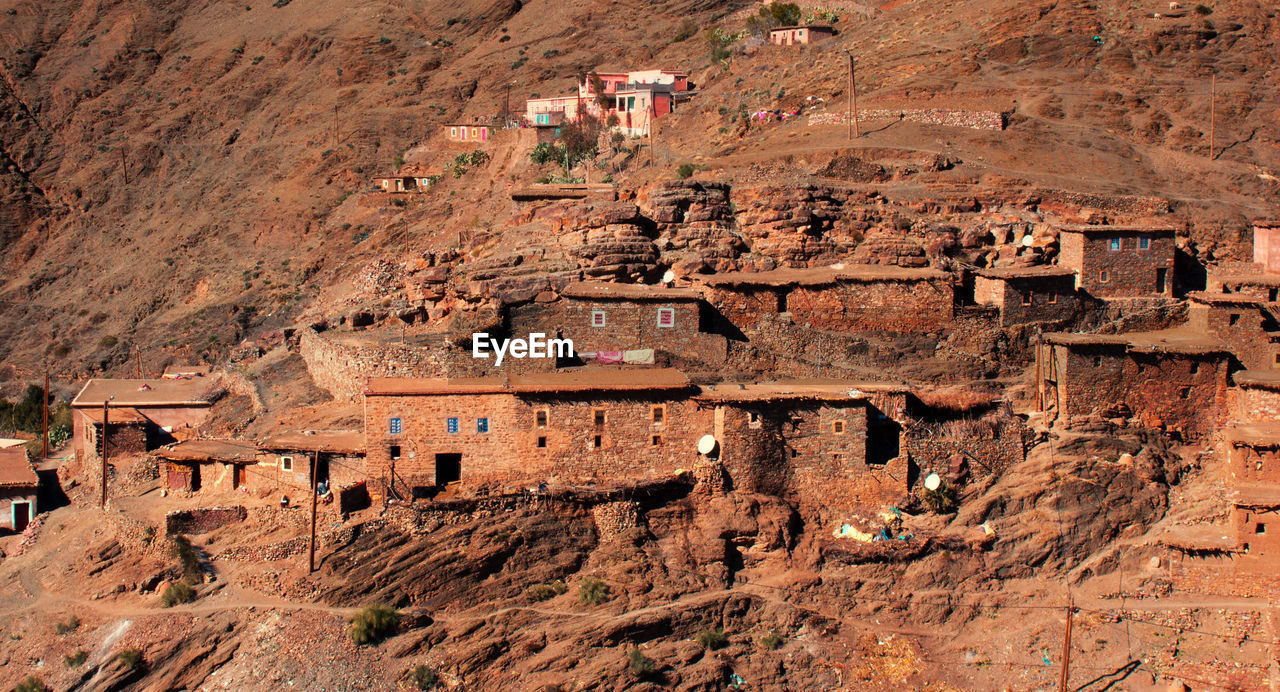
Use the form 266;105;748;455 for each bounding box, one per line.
117;648;144;671
96;335;118;349
673;18;698;42
676;162;702;179
746;2;801;35
526;580;568;602
759;632;785;650
578;577;610;605
1194;4;1212;14
161;581;196;607
64;650;88;668
695;627;727;649
627;648;656;677
704;27;733;63
921;479;958;514
348;604;400;645
13;677;50;692
55;615;80;634
407;665;438;689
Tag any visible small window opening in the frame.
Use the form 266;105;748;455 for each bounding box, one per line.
1093;355;1103;367
748;411;762;429
593;410;606;429
591;310;607;328
656;307;675;328
389;417;402;434
389;445;401;460
477;417;489;433
832;420;846;434
281;456;294;471
1048;292;1058;304
447;417;459;434
652;406;665;424
651;434;662;446
1109;238;1121;251
1139;237;1150;250
1190;362;1200;374
1179;387;1191;400
1270;288;1278;302
536;410;548;427
1099;270;1110;283
790;448;798;458
1021;292;1032;306
592;434;603;448
537;436;547;448
1229;313;1241;326
1257;523;1267;535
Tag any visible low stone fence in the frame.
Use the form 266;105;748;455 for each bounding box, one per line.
165;506;248;536
810;109;1007;131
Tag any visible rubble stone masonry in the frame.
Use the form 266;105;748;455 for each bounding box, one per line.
1059;229;1175;298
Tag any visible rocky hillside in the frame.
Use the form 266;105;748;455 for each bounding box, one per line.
0;0;1278;382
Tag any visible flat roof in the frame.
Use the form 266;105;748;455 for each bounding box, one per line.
695;381;907;403
365;369;693;396
77;406;149;424
259;431;364;455
365;377;507;396
772;24;835;31
700;264;947;288
1056;224;1178;235
72;376;219;407
1234;370;1280;389
1226;423;1280;448
163;364;210;377
1160;525;1237;552
1044;329;1230;355
153;439;258;464
973;265;1077;280
560;282;701;301
0;447;38;489
1212;273;1280;287
1186;291;1269;306
1235;485;1280;508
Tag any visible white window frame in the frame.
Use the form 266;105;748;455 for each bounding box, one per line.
591;310;606;328
656;307;675;329
281;455;294;471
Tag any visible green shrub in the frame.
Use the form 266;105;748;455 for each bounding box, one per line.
676;163;697;179
64;650;88;668
14;676;50;692
97;335;118;349
161;582;196;607
673;18;698;42
348;604;400;645
171;535;201;584
526;580;567;602
578;577;610;605
1194;4;1212;14
55;615;80;635
627;648;656;677
695;627;727;650
759;632;784;650
408;665;438;689
921;480;958;513
117;648;143;671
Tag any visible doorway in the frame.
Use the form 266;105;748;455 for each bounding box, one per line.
1156;268;1168;293
12;501;31;531
234;465;247;490
435;453;461;485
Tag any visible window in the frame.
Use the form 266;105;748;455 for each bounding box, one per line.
1258;523;1267;534
651;434;662;446
477;417;489;433
1139;237;1150;250
447;417;459;434
537;436;547;448
748;411;762;429
1099;271;1110;283
1271;288;1279;302
1048;292;1058;304
1021;292;1032;306
389;417;402;434
1109;238;1121;251
652;406;665;425
832;420;846;435
450;127;457;137
389;445;401;460
1190;362;1200;374
591;310;606;328
593;410;606;429
1093;355;1103;367
536;410;548;428
1275;353;1280;365
657;308;675;328
1229;313;1240;326
833;453;843;464
592;434;603;448
1179;387;1191;400
281;456;294;471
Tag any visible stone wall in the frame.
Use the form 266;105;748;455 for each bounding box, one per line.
1061;232;1175;298
809;109;1006;131
1227;384;1280;424
506;298;727;366
164;506;248;536
974;275;1081;326
706;276;953;334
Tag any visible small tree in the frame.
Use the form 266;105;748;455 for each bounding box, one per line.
921;480;958;514
695;627;727;650
171;536;201;584
64;650;88;668
117;648;144;672
578;577;610;605
676;163;697;179
627;648;656;677
55;615;81;634
161;582;196;607
348;604;401;645
526;580;568;602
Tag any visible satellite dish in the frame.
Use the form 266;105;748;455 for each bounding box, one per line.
1021;234;1034;247
662;269;676;284
924;473;941;491
697;434;718;455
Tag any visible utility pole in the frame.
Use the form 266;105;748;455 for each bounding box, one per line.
308;452;318;573
333;104;339;148
504;83;511;127
847;52;859;139
41;370;49;460
1208;71;1216;160
1059;603;1075;692
99;398;111;509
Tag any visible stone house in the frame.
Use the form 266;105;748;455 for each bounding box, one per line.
769;25;836;45
154;439;259;493
1185;292;1280;370
505;282;727;367
1036;331;1232;438
71;375;219;466
700;265;954;334
1228;370;1280;424
972;265;1081;326
1251;219;1280;274
258;430;365;495
0;447;38;532
1057;224;1177;298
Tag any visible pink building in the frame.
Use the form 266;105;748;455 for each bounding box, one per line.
524;69;689;135
444;124;490;144
1253;219;1280;274
769;25;836;45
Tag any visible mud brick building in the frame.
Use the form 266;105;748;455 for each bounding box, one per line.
1207;270;1280;302
1057;225;1176;298
0;447;39;531
154;439;259;494
695;383;909;519
700;265;954;334
1185;292;1280;370
1036;331;1232;438
258;430;366;493
1228;370;1280;423
971;265;1081;326
71;374;219;466
1251;219;1280;274
506;282;727;366
363;369;700;501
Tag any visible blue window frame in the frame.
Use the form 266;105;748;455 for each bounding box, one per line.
389;417;402;434
447;417;459;434
477;418;489;433
1109;238;1121;251
1139;237;1150;250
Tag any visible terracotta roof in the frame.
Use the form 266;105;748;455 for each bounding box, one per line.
560;282;702;301
153;439;258;464
1185;291;1269;306
1160;525;1237;552
72;376;219;407
0;447;38;489
512;369;691;393
1234;370;1280;389
365;377;508;396
973;265;1077;280
1235;485;1280;508
259;431;365;455
1225;423;1280;448
1044;330;1230;355
700;264;947;288
1056;224;1178;234
77;406;149;425
694;381;905;402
